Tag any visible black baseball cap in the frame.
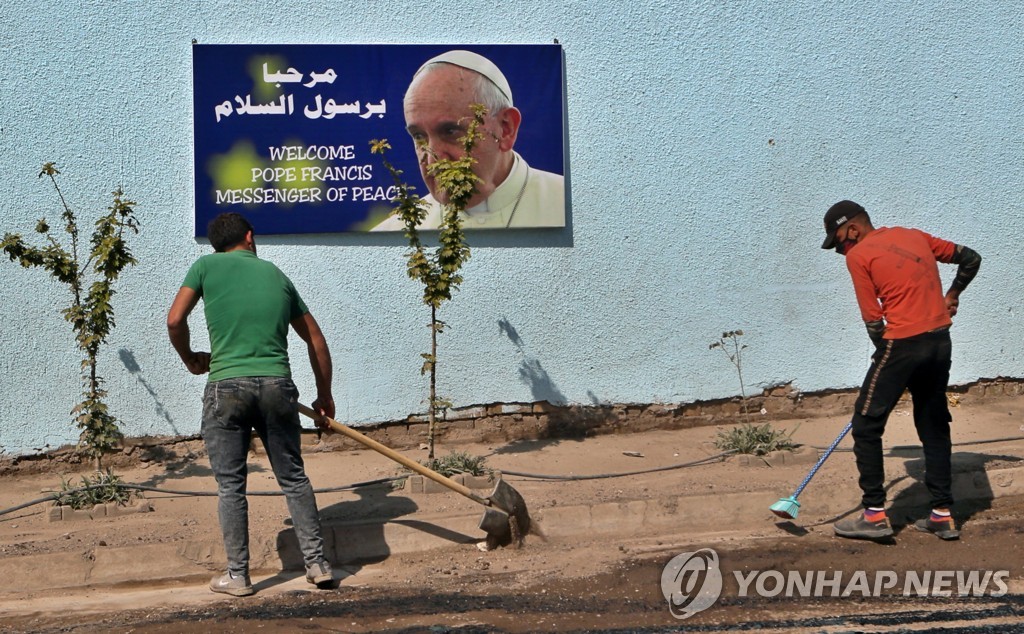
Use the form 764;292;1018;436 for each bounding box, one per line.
821;200;865;249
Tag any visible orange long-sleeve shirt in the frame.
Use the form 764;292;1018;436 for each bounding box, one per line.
845;227;956;340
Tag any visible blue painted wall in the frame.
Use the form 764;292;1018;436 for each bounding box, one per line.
1;1;1020;455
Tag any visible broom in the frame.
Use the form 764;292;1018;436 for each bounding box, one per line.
770;421;852;519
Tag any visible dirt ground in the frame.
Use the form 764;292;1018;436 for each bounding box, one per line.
1;392;1022;632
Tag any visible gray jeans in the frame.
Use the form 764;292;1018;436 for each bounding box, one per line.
201;377;325;575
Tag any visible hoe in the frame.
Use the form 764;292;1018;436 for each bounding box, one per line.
298;404;531;548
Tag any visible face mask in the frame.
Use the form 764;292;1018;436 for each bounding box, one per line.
835;238;857;255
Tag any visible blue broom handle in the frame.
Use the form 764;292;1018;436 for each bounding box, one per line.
792;421;853;499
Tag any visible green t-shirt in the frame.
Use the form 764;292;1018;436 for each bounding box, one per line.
182;249;308;382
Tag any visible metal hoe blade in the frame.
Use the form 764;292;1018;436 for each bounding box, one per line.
479;479;531;547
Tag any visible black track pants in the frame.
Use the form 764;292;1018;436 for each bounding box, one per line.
851;328;954;510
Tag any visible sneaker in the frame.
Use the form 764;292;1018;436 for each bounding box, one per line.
305;560;333;587
209;572;254;597
914;516;960;541
834;514;894;540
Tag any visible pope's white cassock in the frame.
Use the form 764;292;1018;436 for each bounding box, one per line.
371;152;564;231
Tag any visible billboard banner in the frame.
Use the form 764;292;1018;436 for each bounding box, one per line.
192;43;565;235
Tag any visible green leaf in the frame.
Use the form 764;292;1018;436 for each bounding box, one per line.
2;164;138;464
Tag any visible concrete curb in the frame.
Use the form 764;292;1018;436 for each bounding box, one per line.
47;500;154;523
1;463;1021;594
403;473;499;494
730;445;819;467
536;464;1024;539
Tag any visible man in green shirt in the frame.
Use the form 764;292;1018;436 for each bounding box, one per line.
167;212;335;596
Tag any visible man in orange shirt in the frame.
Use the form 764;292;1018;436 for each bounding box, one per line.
821;200;981;542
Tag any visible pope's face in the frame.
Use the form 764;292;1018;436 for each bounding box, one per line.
404;65;517;208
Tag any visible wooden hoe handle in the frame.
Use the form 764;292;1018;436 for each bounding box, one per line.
297;404;488;505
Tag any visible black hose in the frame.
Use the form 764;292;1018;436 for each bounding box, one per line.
811;435;1024;452
117;476;403;497
500;450;736;481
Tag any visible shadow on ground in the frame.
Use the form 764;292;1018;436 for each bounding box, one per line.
275;482;470;578
888;449;1022;533
796;448;1022;537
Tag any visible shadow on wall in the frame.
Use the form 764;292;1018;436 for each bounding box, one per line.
498;317;566;405
496;317;619;449
118;348;180;436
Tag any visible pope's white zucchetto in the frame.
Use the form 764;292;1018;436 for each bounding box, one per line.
414;50;514;107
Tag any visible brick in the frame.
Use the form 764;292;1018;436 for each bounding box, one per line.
421;475;455;494
461;474;494;490
446;406;485;421
784;447;819;465
407;475;424;494
485;403;506;416
966;384;987;398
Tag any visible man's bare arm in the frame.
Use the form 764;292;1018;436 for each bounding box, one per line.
167;286;209;375
291;311;335;420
